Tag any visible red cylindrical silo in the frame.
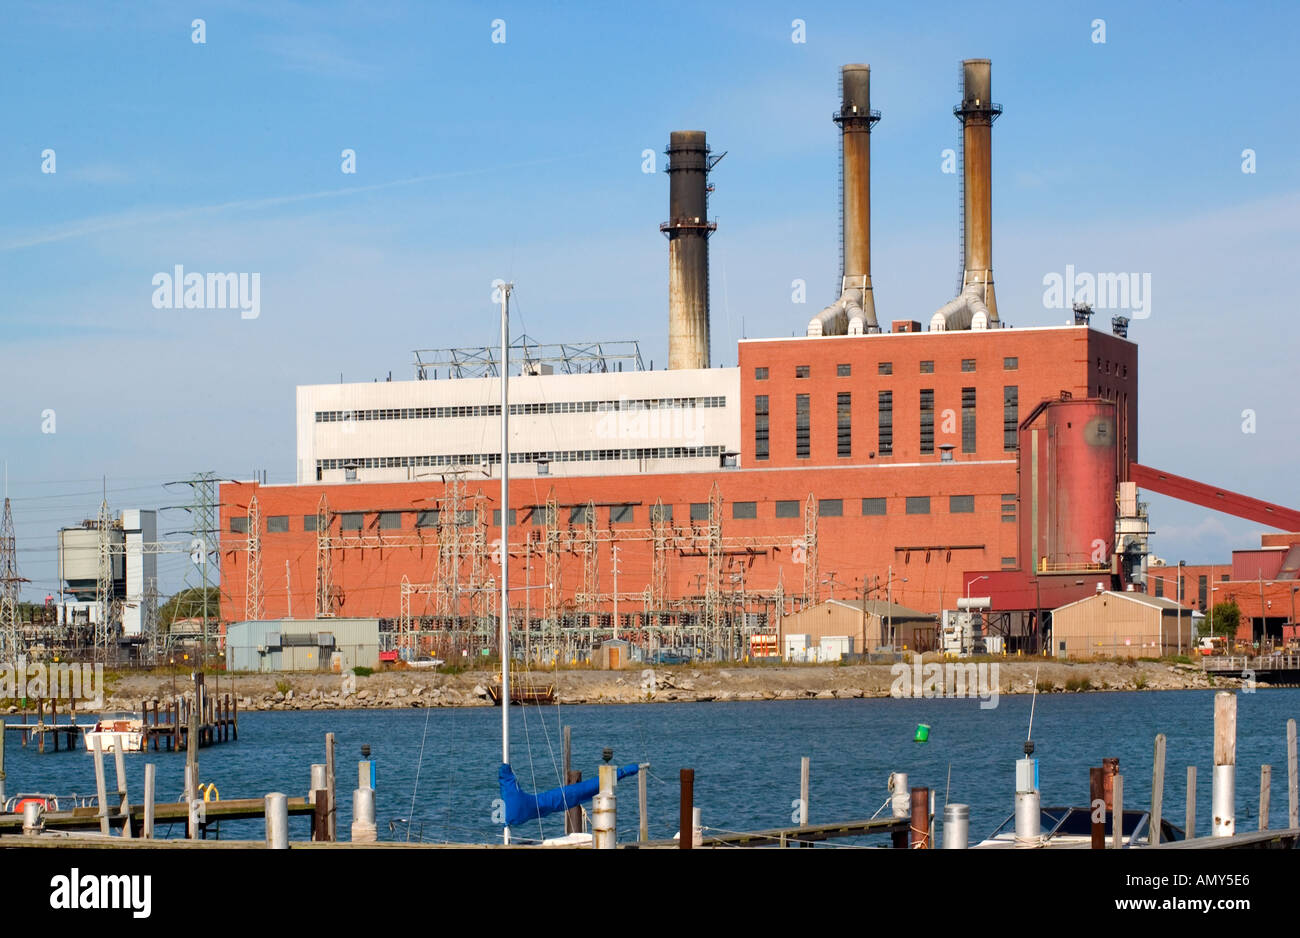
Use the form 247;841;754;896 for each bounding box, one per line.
1046;400;1118;569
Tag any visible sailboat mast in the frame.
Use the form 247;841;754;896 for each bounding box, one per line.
500;281;512;772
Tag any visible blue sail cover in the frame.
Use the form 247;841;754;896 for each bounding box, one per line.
498;762;640;828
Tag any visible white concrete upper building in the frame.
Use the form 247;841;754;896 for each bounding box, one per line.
297;367;741;484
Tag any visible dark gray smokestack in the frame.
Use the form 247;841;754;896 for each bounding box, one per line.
662;131;716;370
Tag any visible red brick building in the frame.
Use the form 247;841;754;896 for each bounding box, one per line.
220;323;1139;655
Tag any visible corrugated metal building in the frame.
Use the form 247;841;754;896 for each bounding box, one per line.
226;618;380;673
1050;591;1192;659
779;599;936;655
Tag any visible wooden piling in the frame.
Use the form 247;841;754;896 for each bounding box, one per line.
326;732;337;842
638;767;649;843
143;764;156;839
114;741;131;838
1260;765;1271;831
1090;766;1105;850
909;786;930;849
1186;766;1197;838
312;790;329;841
51;698;57;751
37;699;44;754
1288;719;1298;829
0;719;7;806
799;756;810;828
92;735;110;836
565;770;582;835
1112;774;1124;849
1149;733;1166;846
679;769;694;850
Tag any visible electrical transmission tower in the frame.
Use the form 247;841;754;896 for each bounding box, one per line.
0;497;27;659
166;472;221;664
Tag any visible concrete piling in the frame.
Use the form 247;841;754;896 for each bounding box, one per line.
265;793;289;849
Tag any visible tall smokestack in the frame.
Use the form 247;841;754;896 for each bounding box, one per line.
957;58;1000;323
808;65;880;337
837;64;879;331
663;131;717;370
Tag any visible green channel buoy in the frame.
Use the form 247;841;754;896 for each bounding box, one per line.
913;723;931;743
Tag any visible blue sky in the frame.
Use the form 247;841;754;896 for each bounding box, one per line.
2;0;1298;600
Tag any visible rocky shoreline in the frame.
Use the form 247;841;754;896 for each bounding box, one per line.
2;658;1246;716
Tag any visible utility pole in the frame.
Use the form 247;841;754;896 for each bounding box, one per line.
612;544;621;642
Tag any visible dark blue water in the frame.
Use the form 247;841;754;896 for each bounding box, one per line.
6;689;1298;843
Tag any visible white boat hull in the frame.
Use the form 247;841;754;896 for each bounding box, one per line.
83;729;145;753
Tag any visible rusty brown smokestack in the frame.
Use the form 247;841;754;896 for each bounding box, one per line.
809;65;881;336
663;131;717;370
839;65;879;331
958;59;1000;323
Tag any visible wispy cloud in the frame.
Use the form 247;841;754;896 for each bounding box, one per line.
0;156;573;253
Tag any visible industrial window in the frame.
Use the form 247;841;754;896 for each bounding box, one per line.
1003;386;1019;451
920;389;934;455
230;516;248;534
1198;575;1207;608
1154;578;1164;598
961;387;976;454
919;361;934;374
339;512;364;531
878;362;892;376
649;503;673;523
950;495;975;513
1220;574;1229;582
775;500;800;519
836;363;851;377
795;394;810;459
819;498;843;517
1001;557;1017;569
1004;357;1018;371
416;509;440;528
304;514;318;532
877;390;893;456
1001;494;1016;523
531;506;556;526
267;515;289;533
837;392;852;458
861;497;887;516
755;367;769;380
456;509;475;526
492;509;517;526
1179;576;1185;601
690;502;711;521
610;504;634;524
905;496;930;515
570;505;593;525
754;395;769;461
378;511;402;530
795;365;810;378
732;501;757;519
961;359;976;372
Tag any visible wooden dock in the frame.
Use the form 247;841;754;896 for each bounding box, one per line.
487;682;556;706
2;690;238;754
0;796;315;838
1204;654;1300;681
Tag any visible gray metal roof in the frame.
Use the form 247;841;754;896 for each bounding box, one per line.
825;598;935;620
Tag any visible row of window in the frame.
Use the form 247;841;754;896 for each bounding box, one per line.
316;445;725;472
756;387;1018;459
1096;358;1130;379
756;358;1018;381
315;396;727;423
229;493;1010;533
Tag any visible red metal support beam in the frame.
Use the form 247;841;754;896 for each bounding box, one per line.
1130;463;1300;532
